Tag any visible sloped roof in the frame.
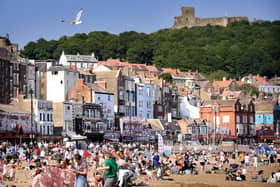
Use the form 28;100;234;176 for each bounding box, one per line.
0;103;29;113
147;119;164;131
255;102;275;112
85;83;113;94
213;80;235;88
201;99;236;107
77;68;94;75
221;90;242;99
161;68;181;75
64;53;97;63
48;65;78;73
256;76;269;85
98;59;130;68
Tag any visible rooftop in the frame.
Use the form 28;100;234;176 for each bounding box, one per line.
85;83;113;94
0;103;29;113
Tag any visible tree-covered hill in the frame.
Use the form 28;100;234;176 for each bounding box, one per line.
21;21;280;78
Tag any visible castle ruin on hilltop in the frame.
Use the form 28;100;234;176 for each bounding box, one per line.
172;7;248;29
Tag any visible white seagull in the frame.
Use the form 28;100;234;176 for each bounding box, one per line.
61;8;83;25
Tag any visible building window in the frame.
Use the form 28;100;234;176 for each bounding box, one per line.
222;115;230;123
98;96;101;101
250;116;254;123
108;95;111;101
158;105;163;112
139;101;143;107
139;87;143;95
43;113;45;121
236;105;239;111
40;113;42;121
236;115;240;123
243;116;247;123
147;101;151;109
250;105;253;112
147;87;151;97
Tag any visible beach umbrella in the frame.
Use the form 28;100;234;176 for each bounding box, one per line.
163;150;171;156
259;145;269;150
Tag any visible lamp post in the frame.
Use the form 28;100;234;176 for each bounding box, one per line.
29;89;34;143
129;101;132;142
212;104;219;145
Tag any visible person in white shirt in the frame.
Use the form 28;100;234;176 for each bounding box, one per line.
64;149;73;165
40;150;45;159
253;155;258;168
244;154;250;167
274;170;280;181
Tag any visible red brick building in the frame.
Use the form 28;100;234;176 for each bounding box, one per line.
200;99;255;144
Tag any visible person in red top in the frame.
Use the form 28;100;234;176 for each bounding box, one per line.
34;146;41;157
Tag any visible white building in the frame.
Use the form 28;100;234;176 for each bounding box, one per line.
259;84;280;94
172;74;195;89
34;100;54;136
179;96;200;119
59;51;97;69
86;83;115;129
47;65;79;102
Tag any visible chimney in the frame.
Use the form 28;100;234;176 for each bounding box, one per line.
222;77;227;81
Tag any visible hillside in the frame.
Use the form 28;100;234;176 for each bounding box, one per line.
21;21;280;78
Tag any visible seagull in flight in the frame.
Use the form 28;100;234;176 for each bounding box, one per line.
61;8;83;25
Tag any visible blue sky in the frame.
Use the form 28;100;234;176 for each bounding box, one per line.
1;0;279;48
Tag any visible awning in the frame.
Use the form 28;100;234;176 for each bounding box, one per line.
257;135;276;140
147;119;164;131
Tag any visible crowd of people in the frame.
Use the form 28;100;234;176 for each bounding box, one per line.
0;140;280;187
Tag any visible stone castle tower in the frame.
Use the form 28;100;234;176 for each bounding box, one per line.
172;7;248;29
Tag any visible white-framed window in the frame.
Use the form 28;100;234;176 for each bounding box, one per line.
147;87;151;97
222;115;230;123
